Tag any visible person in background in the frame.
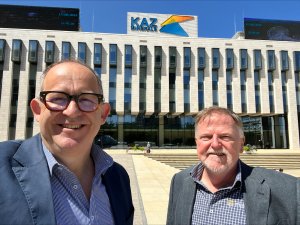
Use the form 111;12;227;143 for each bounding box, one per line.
0;59;134;225
146;141;151;154
167;106;299;225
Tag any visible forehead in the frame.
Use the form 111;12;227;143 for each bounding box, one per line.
198;112;237;129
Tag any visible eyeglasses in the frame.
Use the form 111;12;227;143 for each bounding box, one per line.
40;91;104;112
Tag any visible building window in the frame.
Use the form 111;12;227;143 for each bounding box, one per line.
212;48;220;69
254;71;261;112
240;71;247;113
267;50;275;71
184;47;191;69
124;67;132;113
184;69;190;112
240;49;248;70
280;50;289;71
226;71;232;110
28;40;38;63
198;47;205;69
294;51;300;72
12;39;22;62
0;39;6;62
268;72;274;113
125;45;132;67
254;49;262;70
62;42;71;60
78;42;86;63
94;43;102;66
169;47;176;68
226;48;234;70
109;44;117;66
45;41;54;64
281;72;288;112
155;46;162;68
140;45;147;67
212;70;218;105
198;70;204;110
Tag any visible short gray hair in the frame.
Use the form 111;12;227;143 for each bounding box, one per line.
194;106;244;137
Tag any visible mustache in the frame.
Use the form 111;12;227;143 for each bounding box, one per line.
206;149;228;156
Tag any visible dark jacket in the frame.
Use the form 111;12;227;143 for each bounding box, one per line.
167;161;300;225
0;134;134;225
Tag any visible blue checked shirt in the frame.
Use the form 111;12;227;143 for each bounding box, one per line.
191;161;246;225
43;144;114;225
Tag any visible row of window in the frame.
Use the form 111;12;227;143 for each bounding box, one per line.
1;39;300;71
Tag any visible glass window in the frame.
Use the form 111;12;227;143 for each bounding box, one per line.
94;43;102;66
226;48;234;70
12;39;22;62
294;51;300;72
280;51;289;71
198;47;205;69
184;47;191;68
169;47;176;68
28;40;38;63
267;50;275;71
240;49;248;70
109;44;117;66
125;45;132;67
0;39;5;62
78;42;86;63
254;49;262;70
155;46;162;68
62;42;71;60
45;41;54;64
198;70;204;110
212;48;220;69
140;45;147;67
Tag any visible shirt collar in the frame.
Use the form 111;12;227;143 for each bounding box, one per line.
42;143;114;176
190;160;242;191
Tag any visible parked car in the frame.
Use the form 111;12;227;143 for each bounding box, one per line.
94;135;118;149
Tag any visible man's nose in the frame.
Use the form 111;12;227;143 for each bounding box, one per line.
63;99;81;116
211;135;221;148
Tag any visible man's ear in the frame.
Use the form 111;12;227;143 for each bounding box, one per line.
100;103;111;125
240;136;245;153
30;98;42;122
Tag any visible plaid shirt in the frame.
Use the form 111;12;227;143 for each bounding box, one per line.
191;161;246;225
43;144;114;225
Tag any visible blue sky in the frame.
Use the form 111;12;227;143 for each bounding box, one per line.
0;1;300;38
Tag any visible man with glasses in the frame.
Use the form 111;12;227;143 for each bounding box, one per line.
0;60;134;225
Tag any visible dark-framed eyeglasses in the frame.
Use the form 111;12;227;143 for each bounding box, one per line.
40;91;104;112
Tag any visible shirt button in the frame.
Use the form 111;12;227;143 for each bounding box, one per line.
91;216;95;221
73;184;78;190
210;209;213;213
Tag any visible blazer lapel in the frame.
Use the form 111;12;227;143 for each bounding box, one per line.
242;163;270;225
176;176;197;225
12;135;56;225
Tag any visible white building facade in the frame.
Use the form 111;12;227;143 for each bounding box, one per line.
0;14;299;149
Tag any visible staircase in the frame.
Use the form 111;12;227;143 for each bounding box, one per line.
146;153;300;171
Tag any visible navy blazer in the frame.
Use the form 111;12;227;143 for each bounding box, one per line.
167;161;300;225
0;135;134;225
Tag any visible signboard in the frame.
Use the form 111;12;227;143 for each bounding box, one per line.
0;4;79;31
244;18;300;42
128;12;198;37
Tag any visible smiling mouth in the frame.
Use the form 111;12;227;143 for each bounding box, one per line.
208;152;226;157
60;124;83;129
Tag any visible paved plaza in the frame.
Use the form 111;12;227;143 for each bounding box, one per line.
106;149;300;225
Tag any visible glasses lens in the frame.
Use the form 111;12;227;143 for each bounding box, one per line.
45;92;69;111
78;94;99;112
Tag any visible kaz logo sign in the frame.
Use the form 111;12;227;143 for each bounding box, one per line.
131;15;194;37
131;17;158;31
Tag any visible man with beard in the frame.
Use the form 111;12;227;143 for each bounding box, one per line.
167;106;299;225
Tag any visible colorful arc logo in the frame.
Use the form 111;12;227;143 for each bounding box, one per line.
160;15;194;37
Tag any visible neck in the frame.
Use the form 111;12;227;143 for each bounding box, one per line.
55;151;95;200
200;166;237;193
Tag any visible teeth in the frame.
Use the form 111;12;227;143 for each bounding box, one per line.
63;124;81;129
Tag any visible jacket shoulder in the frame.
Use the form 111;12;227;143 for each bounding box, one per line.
0;140;23;166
